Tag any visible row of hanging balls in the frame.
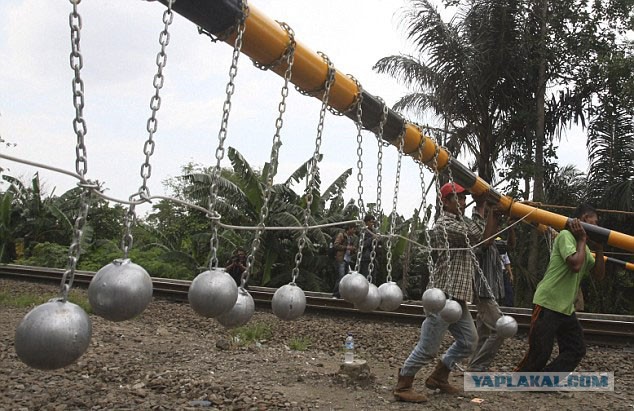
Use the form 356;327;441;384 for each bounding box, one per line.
14;258;516;371
421;287;518;338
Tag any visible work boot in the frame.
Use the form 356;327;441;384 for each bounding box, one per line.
393;369;428;402
425;360;461;394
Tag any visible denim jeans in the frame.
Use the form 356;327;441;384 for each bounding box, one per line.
503;271;514;307
469;298;504;371
331;260;349;297
401;300;477;376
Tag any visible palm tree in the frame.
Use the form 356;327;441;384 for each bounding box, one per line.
180;147;354;290
2;173;73;258
373;0;531;182
544;164;587;207
587;109;634;212
0;191;13;262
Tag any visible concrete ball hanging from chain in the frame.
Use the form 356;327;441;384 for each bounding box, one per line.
377;281;403;311
88;258;153;322
495;315;518;338
271;283;306;321
216;287;255;328
339;271;369;304
439;299;462;323
188;268;239;318
355;282;381;312
422;287;447;314
15;299;92;370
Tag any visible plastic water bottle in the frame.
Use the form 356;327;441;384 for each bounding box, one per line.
344;332;354;363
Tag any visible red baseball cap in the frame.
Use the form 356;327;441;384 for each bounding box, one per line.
440;182;467;199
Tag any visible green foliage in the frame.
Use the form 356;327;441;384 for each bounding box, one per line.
229;323;273;346
127;246;197;280
0;291;49;308
16;242;69;269
77;240;198;280
0;191;13;262
77;240;122;272
0;288;91;313
67;290;92;314
584;268;634;315
288;336;312;351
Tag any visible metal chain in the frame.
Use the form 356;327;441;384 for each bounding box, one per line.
366;98;389;280
138;2;173;197
431;139;450;288
207;2;249;270
291;53;336;280
120;0;175;259
384;125;407;282
293;52;336;97
350;77;367;273
59;0;92;301
416;126;436;284
121;202;136;259
251;21;294;71
242;22;296;286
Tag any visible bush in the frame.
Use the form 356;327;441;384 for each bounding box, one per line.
16;242;68;269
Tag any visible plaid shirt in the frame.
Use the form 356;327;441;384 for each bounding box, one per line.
429;212;483;302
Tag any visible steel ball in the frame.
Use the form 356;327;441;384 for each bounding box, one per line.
377;281;403;311
337;273;352;295
189;268;239;318
271;283;306;321
88;258;153;322
355;283;381;312
15;299;92;370
216;288;255;329
496;315;518;338
339;271;369;304
422;287;447;314
439;299;462;323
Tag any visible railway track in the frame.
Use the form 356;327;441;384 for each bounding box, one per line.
1;264;632;346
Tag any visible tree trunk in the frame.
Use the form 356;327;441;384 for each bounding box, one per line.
527;0;548;279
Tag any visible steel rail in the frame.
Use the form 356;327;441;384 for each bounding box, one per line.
1;264;631;346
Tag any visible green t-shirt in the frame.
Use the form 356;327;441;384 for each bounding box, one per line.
533;230;595;315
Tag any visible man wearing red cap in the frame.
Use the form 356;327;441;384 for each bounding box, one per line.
393;181;501;402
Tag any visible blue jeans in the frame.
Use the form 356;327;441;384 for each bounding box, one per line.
503;271;514;307
401;300;477;376
332;260;349;297
469;298;504;371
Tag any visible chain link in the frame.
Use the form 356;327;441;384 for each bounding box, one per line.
243;22;296;286
117;0;175;261
251;21;295;72
430;139;450;288
416;126;436;284
207;2;249;270
59;0;92;301
121;201;137;259
366;98;389;279
291;53;336;280
384;125;407;283
350;77;367;273
138;1;174;196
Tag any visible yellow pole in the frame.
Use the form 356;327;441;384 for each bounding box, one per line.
167;1;634;253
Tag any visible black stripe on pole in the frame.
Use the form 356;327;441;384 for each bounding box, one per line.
156;0;243;35
577;221;612;245
343;91;406;145
448;160;478;191
606;256;628;269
